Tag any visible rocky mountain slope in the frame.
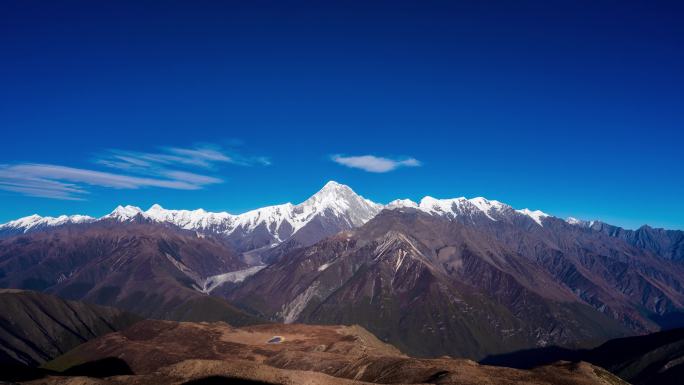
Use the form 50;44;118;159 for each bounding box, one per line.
229;208;684;359
34;319;627;385
580;221;684;262
0;289;139;367
0;223;262;325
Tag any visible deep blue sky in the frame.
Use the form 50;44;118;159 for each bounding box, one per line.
1;0;683;229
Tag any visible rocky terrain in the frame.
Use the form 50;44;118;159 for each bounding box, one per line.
228;207;684;358
581;221;684;262
27;319;628;385
0;223;261;325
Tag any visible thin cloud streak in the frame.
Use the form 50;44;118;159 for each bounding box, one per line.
97;145;269;171
162;170;223;185
0;170;87;200
11;164;203;190
331;154;422;173
0;144;268;200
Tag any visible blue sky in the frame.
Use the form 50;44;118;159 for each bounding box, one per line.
1;0;683;229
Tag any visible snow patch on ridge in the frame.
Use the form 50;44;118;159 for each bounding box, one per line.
165;252;266;294
0;214;95;233
516;208;549;226
565;217;598;228
318;262;333;272
198;265;266;293
386;198;418;210
281;281;320;323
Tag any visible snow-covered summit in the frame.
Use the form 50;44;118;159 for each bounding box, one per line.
385;195;549;226
225;180;381;240
297;181;382;226
143;204;232;231
516;208;549;226
566;217;595;227
104;205;144;221
386;198;419;210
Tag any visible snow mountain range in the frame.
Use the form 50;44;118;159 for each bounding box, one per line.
1;181;559;243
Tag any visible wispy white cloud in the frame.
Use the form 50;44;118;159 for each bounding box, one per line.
331;154;421;173
162;171;223;185
96;145;269;171
0;170;87;200
11;164;204;190
0;144;268;200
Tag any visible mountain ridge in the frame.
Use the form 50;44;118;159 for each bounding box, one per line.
5;181;678;238
3;181;681;268
0;180;585;239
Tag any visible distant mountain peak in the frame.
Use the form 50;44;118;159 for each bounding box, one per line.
516;208;549;226
321;180;347;190
106;205;143;221
0;213;95;233
566;217;596;227
305;181;358;202
386;198;419;209
301;181;380;218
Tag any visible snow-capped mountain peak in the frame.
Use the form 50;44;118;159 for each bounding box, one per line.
418;196;466;216
148;203;164;211
297;181;382;226
386;198;419;210
105;205;144;221
384;195;549;226
566;217;596;227
10;214;43;227
390;195;507;221
469;197;505;216
516;208;549;226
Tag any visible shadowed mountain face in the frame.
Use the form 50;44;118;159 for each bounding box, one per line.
482;328;684;385
586;221;684;262
229;209;684;359
39;319;628;385
0;223;262;325
0;289;139;367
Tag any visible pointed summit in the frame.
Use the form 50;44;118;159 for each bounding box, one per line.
105;205;144;221
314;180;354;196
306;181;356;202
322;180;345;189
296;181;381;229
